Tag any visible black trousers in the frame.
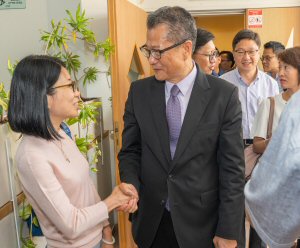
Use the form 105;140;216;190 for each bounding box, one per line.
249;226;267;248
150;209;180;248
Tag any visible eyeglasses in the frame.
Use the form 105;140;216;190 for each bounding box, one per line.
194;50;219;62
260;55;275;62
234;50;258;57
52;81;79;92
140;38;189;60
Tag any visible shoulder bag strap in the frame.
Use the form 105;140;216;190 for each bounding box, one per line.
266;97;275;139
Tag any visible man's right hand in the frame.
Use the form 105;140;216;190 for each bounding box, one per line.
117;183;139;213
103;184;133;212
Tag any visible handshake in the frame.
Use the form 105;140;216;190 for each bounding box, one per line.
103;183;139;213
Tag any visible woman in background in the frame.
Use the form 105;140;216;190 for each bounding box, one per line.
252;47;300;154
8;55;138;248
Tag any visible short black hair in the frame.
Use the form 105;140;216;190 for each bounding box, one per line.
8;55;65;140
194;28;215;53
232;29;261;50
264;41;285;56
147;6;197;51
219;51;235;67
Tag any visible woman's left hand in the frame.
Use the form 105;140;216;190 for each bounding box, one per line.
102;225;115;247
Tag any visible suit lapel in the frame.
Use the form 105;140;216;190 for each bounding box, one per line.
170;70;211;171
150;79;171;170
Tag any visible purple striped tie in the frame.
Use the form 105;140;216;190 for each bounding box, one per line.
166;85;181;159
165;85;181;211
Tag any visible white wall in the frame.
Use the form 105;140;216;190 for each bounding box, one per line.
0;0;113;130
0;0;48;89
81;0;113;132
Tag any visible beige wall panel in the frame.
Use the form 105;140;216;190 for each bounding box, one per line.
195;15;245;51
247;7;300;47
109;0;150;130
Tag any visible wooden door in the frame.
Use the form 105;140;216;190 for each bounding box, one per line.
108;0;152;247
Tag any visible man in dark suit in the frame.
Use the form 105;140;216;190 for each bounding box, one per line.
118;6;245;248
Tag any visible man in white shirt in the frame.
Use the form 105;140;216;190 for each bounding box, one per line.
221;29;279;144
261;41;285;92
220;29;279;248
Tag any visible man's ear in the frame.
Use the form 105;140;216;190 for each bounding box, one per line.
183;40;193;59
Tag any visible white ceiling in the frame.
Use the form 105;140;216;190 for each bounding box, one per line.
128;0;300;14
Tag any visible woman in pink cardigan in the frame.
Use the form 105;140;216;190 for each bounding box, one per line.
8;55;138;248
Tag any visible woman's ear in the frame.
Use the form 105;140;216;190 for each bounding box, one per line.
47;95;53;111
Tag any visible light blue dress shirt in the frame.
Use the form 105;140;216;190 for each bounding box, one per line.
220;68;279;139
165;63;197;124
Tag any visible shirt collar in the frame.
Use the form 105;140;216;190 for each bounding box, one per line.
235;67;260;85
165;62;197;96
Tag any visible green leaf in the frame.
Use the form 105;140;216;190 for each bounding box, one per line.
32;216;39;227
19;204;32;220
75;137;86;146
94;38;114;60
91;167;98;172
75;137;89;154
82;67;100;85
41;20;69;53
21;238;37;248
65;4;93;40
0;83;9;114
76;101;101;127
62;52;81;74
66;117;79;126
7;59;17;75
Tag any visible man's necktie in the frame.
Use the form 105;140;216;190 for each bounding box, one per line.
166;85;181;159
165;85;181;211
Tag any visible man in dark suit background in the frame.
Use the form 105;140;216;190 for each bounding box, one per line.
118;6;245;248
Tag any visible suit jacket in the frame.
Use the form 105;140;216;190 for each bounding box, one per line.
118;68;245;248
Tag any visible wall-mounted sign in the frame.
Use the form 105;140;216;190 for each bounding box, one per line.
0;0;26;10
248;9;263;28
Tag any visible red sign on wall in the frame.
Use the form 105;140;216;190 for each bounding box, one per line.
248;9;263;28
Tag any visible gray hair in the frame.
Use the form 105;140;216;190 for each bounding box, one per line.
147;6;197;51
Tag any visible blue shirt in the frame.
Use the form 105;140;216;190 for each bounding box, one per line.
221;68;279;138
60;122;72;139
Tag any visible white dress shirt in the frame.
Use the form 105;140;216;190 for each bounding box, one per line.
221;68;279;139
